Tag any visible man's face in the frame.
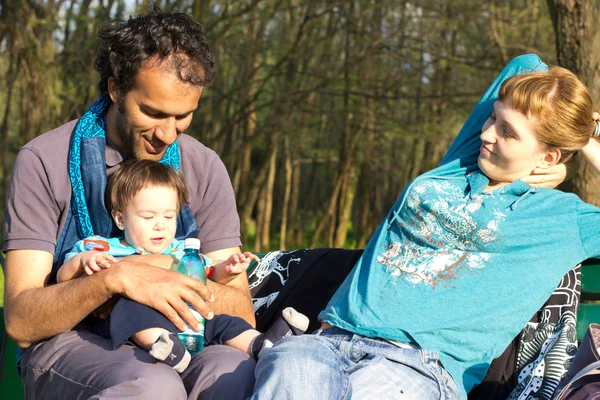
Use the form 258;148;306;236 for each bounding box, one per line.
107;62;203;161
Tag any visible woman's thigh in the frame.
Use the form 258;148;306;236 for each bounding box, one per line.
348;340;461;400
251;334;352;400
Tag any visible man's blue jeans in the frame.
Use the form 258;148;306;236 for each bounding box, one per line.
249;327;461;399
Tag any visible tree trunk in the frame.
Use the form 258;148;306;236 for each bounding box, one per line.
0;54;19;201
258;141;278;250
334;164;358;248
548;0;600;205
290;161;302;247
235;55;261;208
240;155;269;246
279;135;292;250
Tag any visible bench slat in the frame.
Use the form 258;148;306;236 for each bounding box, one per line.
582;260;600;297
577;303;600;342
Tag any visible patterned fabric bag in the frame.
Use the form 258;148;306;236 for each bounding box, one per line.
508;266;581;399
553;324;600;400
248;248;362;332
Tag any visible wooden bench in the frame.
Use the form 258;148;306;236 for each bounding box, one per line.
2;257;600;398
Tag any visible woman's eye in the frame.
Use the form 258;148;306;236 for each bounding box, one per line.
501;128;515;139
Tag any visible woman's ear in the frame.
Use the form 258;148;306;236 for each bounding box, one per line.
112;210;124;230
537;147;562;169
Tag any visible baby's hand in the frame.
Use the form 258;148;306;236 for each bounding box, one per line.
224;252;260;275
84;252;117;275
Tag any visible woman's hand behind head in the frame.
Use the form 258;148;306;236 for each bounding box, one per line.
521;163;568;189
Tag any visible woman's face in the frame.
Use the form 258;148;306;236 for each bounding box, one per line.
478;101;549;184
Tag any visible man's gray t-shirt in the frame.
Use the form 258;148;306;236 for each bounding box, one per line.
3;119;242;255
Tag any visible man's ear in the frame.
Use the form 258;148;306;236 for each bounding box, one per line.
537;147;562;169
112;210;124;230
107;77;121;105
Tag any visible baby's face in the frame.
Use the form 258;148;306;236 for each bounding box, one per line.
114;185;178;254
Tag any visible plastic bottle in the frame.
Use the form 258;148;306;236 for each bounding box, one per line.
176;238;206;354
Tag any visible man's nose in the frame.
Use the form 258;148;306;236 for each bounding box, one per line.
155;118;178;145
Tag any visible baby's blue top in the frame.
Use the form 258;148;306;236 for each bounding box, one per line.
65;235;213;266
320;54;600;399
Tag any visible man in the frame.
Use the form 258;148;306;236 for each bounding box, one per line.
2;9;255;399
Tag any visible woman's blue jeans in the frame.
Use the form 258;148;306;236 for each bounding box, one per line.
249;327;461;399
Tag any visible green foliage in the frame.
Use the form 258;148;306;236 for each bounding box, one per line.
0;269;4;307
0;0;557;252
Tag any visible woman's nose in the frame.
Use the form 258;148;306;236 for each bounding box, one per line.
480;124;496;143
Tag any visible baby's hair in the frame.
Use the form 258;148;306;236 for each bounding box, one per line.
108;159;188;212
499;67;594;163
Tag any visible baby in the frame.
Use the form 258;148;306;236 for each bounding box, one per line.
57;159;308;372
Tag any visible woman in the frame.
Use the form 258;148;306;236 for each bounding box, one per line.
249;54;600;400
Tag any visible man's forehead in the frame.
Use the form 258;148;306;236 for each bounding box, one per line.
131;63;203;115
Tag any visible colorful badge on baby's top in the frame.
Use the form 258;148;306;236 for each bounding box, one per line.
83;239;110;252
206;265;215;279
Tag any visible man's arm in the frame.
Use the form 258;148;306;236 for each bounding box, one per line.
4;249;215;348
205;246;256;327
4;249;114;347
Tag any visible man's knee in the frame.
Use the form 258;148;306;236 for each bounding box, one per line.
182;345;256;400
94;363;187;400
22;331;188;400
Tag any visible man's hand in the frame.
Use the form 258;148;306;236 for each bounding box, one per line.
104;260;215;332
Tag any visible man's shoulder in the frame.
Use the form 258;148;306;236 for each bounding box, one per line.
177;134;234;202
179;133;224;174
179;134;219;161
23;119;78;153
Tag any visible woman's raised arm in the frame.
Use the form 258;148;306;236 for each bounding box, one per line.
580;113;600;173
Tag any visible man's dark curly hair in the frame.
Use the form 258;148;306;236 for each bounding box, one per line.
95;7;215;97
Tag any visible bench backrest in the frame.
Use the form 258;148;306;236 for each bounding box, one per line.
578;259;600;341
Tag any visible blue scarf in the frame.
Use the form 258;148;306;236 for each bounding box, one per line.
68;96;181;238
